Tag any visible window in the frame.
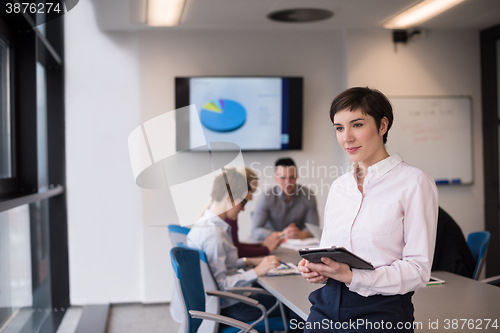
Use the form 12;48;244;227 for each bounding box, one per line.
0;199;53;329
0;37;11;179
37;62;48;191
0;10;68;333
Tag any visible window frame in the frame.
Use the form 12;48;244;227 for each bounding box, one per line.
0;19;18;197
481;23;500;277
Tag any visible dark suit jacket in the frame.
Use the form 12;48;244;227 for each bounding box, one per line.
432;207;476;278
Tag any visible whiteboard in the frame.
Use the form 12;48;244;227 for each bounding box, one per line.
386;97;472;185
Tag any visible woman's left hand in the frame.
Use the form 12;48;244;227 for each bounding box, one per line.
298;259;328;284
304;257;353;284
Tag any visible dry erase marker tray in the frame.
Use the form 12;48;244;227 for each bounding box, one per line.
299;246;374;270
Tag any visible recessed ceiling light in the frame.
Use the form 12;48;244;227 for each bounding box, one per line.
383;0;465;29
147;0;187;26
268;8;333;23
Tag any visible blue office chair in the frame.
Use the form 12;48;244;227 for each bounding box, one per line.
168;225;191;325
467;231;491;280
168;225;244;330
171;246;288;333
176;244;223;333
168;224;190;246
170;247;258;333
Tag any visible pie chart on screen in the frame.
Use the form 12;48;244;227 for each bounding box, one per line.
200;99;247;132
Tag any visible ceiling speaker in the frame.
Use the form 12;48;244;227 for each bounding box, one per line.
268;8;333;23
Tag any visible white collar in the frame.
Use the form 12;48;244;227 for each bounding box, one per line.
350;153;403;180
198;209;230;231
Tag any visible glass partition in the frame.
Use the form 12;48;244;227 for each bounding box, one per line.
0;199;52;332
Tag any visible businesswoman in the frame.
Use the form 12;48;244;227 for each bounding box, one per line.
298;87;438;332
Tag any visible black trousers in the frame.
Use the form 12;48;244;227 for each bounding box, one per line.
306;279;415;333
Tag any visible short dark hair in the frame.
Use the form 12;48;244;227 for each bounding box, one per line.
329;87;393;144
275;157;296;168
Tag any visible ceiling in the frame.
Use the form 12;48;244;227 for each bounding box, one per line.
92;0;500;32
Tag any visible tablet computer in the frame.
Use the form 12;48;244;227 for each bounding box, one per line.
299;246;374;270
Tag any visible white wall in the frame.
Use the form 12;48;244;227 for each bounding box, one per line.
65;1;144;304
346;29;484;237
65;5;486;304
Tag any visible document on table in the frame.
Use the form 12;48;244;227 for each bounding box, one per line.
267;262;300;276
280;237;320;251
427;276;446;285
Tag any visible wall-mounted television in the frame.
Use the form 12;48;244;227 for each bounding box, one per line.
175;77;303;151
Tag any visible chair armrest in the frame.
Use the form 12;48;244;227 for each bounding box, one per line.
227;286;282;317
189;310;257;333
481;275;500;286
205;289;271;332
226;287;273;296
205;290;261;307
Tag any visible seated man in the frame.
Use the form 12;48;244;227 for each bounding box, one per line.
251;157;319;241
432;207;476;278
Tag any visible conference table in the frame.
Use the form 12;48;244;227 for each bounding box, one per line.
257;248;500;332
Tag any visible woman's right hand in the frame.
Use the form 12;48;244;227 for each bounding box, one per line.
298;259;328;284
253;255;281;276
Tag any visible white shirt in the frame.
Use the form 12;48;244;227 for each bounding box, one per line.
320;154;438;297
187;210;258;307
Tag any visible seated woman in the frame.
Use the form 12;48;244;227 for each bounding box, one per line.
187;168;282;324
225;167;282;258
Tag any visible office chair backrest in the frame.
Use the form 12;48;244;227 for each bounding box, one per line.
168;225;190;246
176;243;219;291
467;231;491;280
171;247;206;333
168;225;192;328
176;243;220;332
